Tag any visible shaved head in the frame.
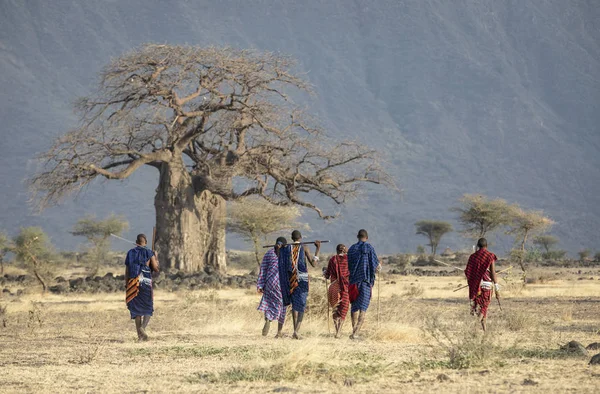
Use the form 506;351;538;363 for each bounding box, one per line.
291;230;302;241
477;238;488;249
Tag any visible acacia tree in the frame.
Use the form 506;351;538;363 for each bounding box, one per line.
451;194;512;239
533;235;558;254
12;227;55;293
227;198;306;265
578;249;591;261
506;207;554;271
414;220;453;257
71;215;129;275
30;44;391;273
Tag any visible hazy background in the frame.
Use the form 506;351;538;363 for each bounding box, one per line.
1;0;599;256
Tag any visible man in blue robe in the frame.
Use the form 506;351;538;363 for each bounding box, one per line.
347;229;379;340
125;234;159;341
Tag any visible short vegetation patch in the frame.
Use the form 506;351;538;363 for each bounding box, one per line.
189;361;392;385
422;314;500;369
130;345;285;361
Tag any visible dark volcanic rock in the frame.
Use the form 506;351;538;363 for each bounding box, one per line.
69;278;85;290
587;343;600;351
561;341;588;356
590;353;600;365
49;284;68;294
522;379;538;386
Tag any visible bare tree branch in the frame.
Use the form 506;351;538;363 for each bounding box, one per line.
30;44;395;218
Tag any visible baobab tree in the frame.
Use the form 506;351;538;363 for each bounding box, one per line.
30;44;392;273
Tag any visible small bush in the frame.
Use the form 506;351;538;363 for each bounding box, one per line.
422;315;497;369
560;306;573;322
68;342;105;364
578;249;591;261
524;248;543;263
503;311;537;332
26;302;44;334
402;284;424;298
509;249;525;265
525;271;554;284
543;250;567;261
387;254;412;273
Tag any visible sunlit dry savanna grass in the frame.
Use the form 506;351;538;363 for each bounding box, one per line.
1;265;600;393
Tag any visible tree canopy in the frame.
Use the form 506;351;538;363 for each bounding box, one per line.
414;220;453;256
13;227;55;293
30;44;392;217
227;198;306;265
451;194;512;239
71;215;129;275
506;207;554;271
533;235;559;253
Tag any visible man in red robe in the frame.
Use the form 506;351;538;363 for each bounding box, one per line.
465;238;500;331
324;244;350;338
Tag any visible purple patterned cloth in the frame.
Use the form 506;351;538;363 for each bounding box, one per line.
257;248;286;324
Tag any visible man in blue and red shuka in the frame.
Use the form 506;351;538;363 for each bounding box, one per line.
465;237;500;331
278;230;321;339
125;234;159;341
347;229;379;340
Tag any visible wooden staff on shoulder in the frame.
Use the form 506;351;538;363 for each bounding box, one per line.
452;266;513;292
262;240;330;248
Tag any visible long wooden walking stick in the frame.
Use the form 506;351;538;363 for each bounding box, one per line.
452;266;513;292
377;274;381;328
326;277;330;334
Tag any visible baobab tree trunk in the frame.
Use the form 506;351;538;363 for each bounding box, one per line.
154;157;226;273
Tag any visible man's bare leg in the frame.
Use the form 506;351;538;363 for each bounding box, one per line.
275;322;284;338
291;310;298;335
350;311;358;336
481;316;487;332
335;318;345;339
293;312;304;339
350;311;366;339
262;317;271;336
135;316;148;341
142;315;151;329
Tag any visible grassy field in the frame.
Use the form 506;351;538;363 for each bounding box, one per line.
1;265;600;393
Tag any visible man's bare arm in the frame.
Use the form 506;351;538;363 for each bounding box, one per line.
305;241;322;267
490;260;497;284
149;255;159;273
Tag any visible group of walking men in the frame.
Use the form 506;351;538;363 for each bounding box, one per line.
257;233;502;337
256;229;379;340
121;230;500;341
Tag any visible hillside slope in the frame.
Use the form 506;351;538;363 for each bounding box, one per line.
1;0;599;255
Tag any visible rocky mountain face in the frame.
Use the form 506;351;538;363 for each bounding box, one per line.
1;0;599;256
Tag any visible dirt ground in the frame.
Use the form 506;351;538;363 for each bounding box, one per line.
1;266;600;393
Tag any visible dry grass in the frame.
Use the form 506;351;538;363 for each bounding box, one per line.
1;267;600;393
